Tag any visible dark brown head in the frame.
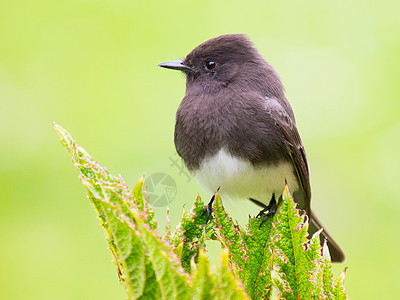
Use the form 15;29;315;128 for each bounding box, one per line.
158;34;285;99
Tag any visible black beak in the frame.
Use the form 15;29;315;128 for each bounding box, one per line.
158;60;192;71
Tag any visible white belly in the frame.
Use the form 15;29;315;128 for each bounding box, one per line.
192;148;299;206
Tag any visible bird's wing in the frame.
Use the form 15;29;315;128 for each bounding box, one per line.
263;97;311;212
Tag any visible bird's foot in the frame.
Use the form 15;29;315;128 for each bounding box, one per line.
251;194;276;228
202;194;215;223
202;187;220;223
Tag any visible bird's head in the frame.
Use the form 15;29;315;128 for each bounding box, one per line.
159;34;284;97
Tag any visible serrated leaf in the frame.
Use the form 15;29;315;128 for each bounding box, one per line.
213;192;246;271
322;240;335;298
171;194;213;273
132;175;157;230
271;185;315;299
191;249;215;300
240;215;275;299
307;229;325;299
213;248;250;300
54;124;190;299
213;192;273;298
271;247;292;297
330;268;348;300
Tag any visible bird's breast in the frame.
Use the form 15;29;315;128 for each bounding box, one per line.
192;148;299;206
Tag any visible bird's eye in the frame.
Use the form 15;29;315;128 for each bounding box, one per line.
205;60;216;70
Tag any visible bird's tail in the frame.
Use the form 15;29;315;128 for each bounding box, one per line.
309;212;346;263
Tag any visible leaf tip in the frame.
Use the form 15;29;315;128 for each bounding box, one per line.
53;122;63;133
135;174;145;189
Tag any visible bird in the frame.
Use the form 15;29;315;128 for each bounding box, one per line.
158;34;345;262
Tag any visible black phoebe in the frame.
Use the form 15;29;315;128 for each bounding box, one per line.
158;34;345;262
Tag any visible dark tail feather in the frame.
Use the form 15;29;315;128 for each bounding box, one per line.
309;212;346;263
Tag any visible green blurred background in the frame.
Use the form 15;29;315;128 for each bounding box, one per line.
1;0;399;299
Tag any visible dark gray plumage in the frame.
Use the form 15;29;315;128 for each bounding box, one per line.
159;34;345;262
